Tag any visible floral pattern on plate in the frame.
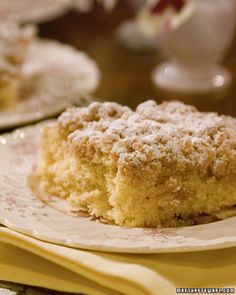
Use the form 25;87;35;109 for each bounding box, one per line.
0;122;236;253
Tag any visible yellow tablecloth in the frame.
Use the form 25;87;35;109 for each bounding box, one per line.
0;227;235;295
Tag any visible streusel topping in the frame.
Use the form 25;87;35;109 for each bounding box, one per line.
0;20;35;82
58;100;236;178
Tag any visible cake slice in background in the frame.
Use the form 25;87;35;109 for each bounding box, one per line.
0;20;35;109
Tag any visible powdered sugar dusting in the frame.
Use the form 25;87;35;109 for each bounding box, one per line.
0;20;35;82
58;100;236;178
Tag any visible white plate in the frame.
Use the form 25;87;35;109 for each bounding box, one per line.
0;0;72;23
0;122;236;253
0;0;115;23
0;40;100;130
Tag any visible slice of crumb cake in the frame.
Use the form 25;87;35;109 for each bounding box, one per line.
0;21;35;108
37;100;236;227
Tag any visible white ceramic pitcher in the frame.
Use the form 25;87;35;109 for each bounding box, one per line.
153;0;236;93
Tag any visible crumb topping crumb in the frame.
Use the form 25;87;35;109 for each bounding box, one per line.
0;20;35;82
58;100;236;178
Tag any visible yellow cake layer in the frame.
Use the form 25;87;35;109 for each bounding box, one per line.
0;81;19;109
37;100;236;227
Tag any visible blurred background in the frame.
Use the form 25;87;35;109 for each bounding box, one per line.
37;1;236;114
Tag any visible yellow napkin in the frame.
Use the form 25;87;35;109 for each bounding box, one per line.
0;241;115;295
0;226;235;295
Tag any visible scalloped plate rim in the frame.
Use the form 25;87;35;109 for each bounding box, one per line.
0;122;236;254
